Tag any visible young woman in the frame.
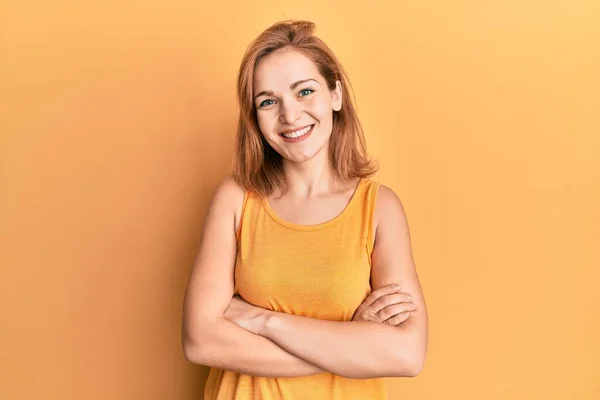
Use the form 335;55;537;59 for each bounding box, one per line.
182;20;428;400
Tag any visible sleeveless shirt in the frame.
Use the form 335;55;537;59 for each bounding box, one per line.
204;178;387;400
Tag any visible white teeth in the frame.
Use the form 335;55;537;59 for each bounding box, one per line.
282;125;312;139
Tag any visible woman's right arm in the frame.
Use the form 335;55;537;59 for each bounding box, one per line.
181;177;323;378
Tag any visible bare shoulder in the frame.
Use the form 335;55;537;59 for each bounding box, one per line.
211;176;246;233
374;184;408;234
213;176;245;202
375;184;403;207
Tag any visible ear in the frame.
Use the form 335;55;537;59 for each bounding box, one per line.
331;80;343;112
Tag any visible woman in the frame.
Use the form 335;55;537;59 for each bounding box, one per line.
182;20;428;400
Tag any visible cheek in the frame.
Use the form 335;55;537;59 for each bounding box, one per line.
308;96;333;121
256;112;276;135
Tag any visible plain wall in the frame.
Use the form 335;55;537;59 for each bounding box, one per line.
1;0;598;398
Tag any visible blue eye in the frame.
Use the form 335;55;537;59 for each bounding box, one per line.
299;88;314;97
259;99;275;108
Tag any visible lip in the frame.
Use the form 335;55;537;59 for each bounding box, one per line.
279;124;314;135
279;124;314;143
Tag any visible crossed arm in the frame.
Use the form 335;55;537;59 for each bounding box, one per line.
181;178;428;379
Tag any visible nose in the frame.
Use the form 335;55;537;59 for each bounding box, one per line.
279;99;302;125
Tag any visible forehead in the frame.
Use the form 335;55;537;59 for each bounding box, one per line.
253;50;322;92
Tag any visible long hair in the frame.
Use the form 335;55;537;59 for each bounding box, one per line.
232;20;378;197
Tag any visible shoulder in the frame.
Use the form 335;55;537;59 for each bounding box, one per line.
213;176;246;203
373;184;409;234
210;176;247;232
375;184;403;209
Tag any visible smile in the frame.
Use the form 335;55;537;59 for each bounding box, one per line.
280;124;314;139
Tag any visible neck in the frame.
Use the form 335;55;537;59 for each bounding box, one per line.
281;148;341;198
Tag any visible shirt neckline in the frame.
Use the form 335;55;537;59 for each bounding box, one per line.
260;178;366;231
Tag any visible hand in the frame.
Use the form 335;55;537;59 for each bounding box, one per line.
224;295;270;335
352;284;416;326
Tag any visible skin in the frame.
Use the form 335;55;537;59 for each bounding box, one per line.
182;49;428;379
253;48;341;168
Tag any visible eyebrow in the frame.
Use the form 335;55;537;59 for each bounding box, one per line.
254;78;320;100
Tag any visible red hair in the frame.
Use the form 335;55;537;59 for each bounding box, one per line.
232;20;378;196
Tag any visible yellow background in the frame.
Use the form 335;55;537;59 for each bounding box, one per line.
1;0;598;398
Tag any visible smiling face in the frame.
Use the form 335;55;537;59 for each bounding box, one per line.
253;49;342;164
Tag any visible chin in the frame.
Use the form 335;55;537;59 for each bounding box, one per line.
279;152;311;164
285;146;329;164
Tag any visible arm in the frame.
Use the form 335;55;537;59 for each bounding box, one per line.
181;177;323;378
243;185;429;379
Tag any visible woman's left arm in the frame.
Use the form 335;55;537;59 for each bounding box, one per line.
227;185;429;379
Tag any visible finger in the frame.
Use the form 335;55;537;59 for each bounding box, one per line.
360;284;402;307
384;311;411;326
376;302;417;321
357;297;414;323
370;292;414;314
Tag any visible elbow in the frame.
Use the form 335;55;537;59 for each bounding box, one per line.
182;344;198;364
182;338;202;364
388;357;424;378
393;347;426;378
394;329;428;377
182;317;224;366
182;333;209;365
344;352;425;379
403;356;425;377
404;352;425;378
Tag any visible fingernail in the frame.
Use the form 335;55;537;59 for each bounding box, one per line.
407;295;412;301
393;285;401;290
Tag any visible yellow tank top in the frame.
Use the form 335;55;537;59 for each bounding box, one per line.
204;178;387;400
